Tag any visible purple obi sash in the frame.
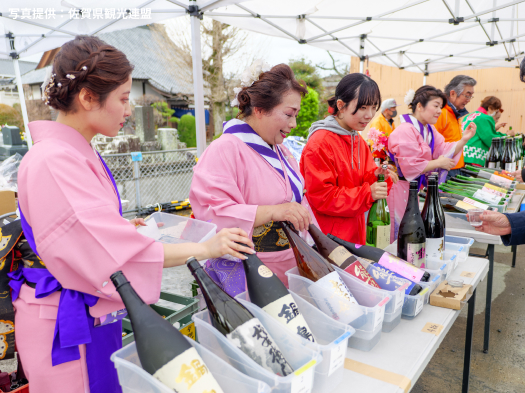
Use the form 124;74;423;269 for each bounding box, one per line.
8;152;124;393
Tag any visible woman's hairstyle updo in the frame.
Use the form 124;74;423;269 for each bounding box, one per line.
235;64;307;118
327;73;381;116
408;85;447;113
45;35;134;113
480;96;502;111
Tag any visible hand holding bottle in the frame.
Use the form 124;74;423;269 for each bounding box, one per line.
473;210;511;236
374;161;399;184
496;122;507;131
271;202;311;232
507;170;523;182
370;181;388;200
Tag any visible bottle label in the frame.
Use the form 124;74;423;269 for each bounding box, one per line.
307;271;363;325
481;186;506;198
227;317;294;377
425;237;444;264
461;198;489;210
377;252;425;281
484;183;507;193
488;162;496;169
258;265;274;278
375;224;391;250
153;347;225;393
343;261;381;288
490;173;512;188
505;163;515;172
327;246;356;269
262;294;316;342
367;263;415;296
473;189;501;204
406;243;426;268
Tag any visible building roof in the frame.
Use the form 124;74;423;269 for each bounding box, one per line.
0;59;37;77
21;25;194;97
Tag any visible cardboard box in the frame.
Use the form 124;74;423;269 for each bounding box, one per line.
0;191;16;217
430;281;473;310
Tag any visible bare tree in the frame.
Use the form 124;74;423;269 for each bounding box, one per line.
316;51;349;78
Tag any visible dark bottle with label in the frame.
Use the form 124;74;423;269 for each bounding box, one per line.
110;271;225;392
486;139;498;169
421;176;445;265
358;258;423;296
501;136;514;172
397;181;426;268
308;224;381;288
327;234;430;282
429;172;446;234
187;258;294;376
241;249;316;342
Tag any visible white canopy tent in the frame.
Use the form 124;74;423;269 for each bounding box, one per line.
4;0;525;155
205;0;525;83
0;0;242;155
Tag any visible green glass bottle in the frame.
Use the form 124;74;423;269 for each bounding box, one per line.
366;175;390;249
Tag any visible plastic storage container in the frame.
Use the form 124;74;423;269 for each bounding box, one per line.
137;212;217;245
285;267;389;352
235;291;355;393
122;292;198;346
401;281;430;319
332;265;403;333
193;310;322;393
111;339;272;393
445;235;474;263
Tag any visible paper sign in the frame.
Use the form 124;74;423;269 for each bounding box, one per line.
460;271;476;278
422;322;444;336
327;331;351;376
291;360;316;393
131;152;143;161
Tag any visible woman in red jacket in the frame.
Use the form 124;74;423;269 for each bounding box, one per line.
300;73;397;245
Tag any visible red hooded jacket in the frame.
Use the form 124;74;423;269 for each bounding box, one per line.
301;128;392;245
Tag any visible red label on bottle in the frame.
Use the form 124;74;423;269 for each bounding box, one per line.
343;261;381;289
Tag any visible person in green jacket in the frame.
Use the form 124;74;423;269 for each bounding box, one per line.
462;96;506;166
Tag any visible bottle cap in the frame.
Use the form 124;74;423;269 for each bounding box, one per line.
186;257;201;272
110;271;128;290
409;180;419;189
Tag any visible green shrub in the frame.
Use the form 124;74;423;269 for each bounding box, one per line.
290;87;319;138
0;104;24;133
178;113;197;147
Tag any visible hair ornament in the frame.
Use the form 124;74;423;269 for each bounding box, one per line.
66;74;75;80
57;82;62;87
81;66;87;71
41;67;55;104
231;59;271;107
404;89;415;106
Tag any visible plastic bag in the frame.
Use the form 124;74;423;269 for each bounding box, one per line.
0;153;23;192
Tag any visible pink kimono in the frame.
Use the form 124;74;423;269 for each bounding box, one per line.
387;121;460;242
16;121;164;393
190;127;313;294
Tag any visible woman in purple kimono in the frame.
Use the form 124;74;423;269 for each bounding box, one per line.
13;36;253;393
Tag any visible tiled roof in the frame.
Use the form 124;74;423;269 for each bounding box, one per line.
0;59;37;77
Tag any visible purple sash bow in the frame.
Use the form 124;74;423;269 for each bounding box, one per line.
9;152;124;393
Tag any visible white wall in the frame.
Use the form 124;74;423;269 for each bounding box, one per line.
0;91;20;107
130;80;164;104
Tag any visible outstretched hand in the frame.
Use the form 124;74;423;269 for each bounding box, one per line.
473;210;511;236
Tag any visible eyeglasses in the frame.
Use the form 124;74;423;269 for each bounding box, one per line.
460;93;474;100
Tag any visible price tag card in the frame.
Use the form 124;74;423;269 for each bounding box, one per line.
415;297;424;316
373;298;388;329
460;271;476;278
327;331;352;376
179;322;196;341
291;360;316;393
395;283;409;311
422;322;444;336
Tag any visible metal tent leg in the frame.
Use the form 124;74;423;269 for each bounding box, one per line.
483;244;494;353
462;288;476;393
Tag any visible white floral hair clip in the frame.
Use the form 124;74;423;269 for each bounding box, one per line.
231;59;272;107
82;66;87;71
41;68;56;105
66;74;75;80
404;89;415;106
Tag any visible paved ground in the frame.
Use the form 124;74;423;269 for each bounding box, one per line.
413;244;525;393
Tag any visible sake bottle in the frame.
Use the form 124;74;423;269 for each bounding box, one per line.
366;174;391;248
110;271;225;393
397;181;426;268
358;258;423;296
241;249;316;342
486;139;497;169
327;234;431;282
308;224;381;289
186;258;294;377
421;176;445;266
281;222;362;323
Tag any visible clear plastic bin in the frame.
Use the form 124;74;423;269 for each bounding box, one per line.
445;235;475;263
111;339;271;393
285;267;389;352
192;310;322;393
401;281;431;319
138;212;217;245
332;265;403;333
235;291;355;393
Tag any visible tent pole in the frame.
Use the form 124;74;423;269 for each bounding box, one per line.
359;35;365;73
190;11;206;157
13;58;33;148
423;74;427;85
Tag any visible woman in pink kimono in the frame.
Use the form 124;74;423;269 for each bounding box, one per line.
387;85;476;241
12;36;253;393
190;63;314;296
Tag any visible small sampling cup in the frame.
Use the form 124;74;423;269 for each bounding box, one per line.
467;209;484;227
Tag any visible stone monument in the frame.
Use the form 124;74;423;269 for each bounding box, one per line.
135;106;156;143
